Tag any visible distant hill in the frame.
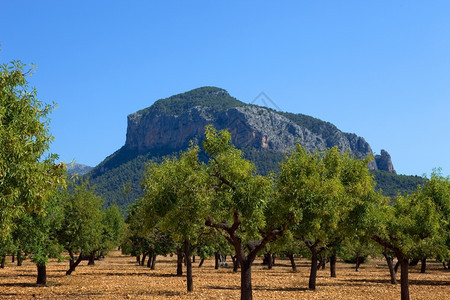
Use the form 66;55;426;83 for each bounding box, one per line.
86;86;408;209
371;170;426;198
67;163;93;176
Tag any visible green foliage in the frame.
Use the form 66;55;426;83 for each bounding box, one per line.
101;204;126;253
14;190;65;267
141;146;209;243
338;235;379;264
371;169;449;262
29;195;65;266
371;170;426;197
58;180;104;255
136;86;245;116
277;146;346;241
0;60;66;239
203;125;277;241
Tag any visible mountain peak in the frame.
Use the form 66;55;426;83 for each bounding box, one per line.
135;86;245;117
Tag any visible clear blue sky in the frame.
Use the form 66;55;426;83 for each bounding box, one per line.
1;0;449;177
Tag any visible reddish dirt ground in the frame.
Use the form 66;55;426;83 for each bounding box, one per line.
0;250;448;299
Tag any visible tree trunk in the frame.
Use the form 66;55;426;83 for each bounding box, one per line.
184;239;193;293
136;255;140;265
0;256;5;268
330;254;337;277
240;260;252;300
420;258;426;273
319;255;326;270
11;254;14;263
232;255;240;273
309;250;318;290
355;257;362;272
140;253;147;266
36;264;47;285
214;252;220;269
198;258;205;268
266;254;273;269
287;253;297;272
383;253;397;284
147;252;152;268
394;260;400;273
88;251;95;265
66;252;84;275
399;257;410;300
151;254;156;270
68;249;75;270
176;248;183;276
17;251;23;266
192;255;195;263
409;258;419;266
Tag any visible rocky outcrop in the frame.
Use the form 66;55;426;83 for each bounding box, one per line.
124;87;383;170
375;149;396;174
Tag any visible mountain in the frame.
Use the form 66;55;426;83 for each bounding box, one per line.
87;87;416;208
67;163;93;176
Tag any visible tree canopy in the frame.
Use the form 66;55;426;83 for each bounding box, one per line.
0;60;65;240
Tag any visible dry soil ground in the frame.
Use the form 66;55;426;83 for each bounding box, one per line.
0;250;448;299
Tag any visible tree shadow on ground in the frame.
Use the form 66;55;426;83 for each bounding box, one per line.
75;271;181;278
0;281;61;287
207;285;309;292
344;278;450;286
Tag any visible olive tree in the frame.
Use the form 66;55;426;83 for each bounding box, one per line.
203;125;290;300
371;178;448;300
277;145;376;289
1;60;65;241
58;180;104;275
141;145;209;293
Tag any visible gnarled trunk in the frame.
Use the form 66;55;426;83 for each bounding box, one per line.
214;252;220;269
88;251;95;265
330;254;336;277
420;258;426;273
176;248;183;276
263;253;273;269
383;252;397;284
287;253;297;272
151;254;156;270
240;260;252;300
198;258;205;268
17;251;23;266
318;254;326;270
66;252;84;275
0;256;5;268
232;255;240;273
147;252;152;268
140;253;147;266
355;256;362;272
309;250;318;290
399;257;410;300
184;239;193;293
36;264;46;285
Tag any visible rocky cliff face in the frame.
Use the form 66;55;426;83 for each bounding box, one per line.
375;149;396;173
123;87;390;171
